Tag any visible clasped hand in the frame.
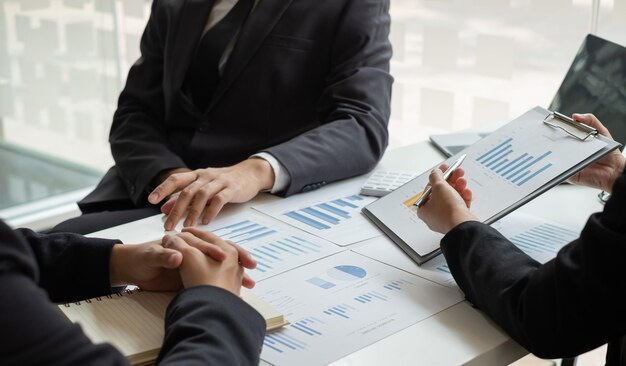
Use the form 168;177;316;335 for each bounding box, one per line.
110;227;257;296
148;159;275;230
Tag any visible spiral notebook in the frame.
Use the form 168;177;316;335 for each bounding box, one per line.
58;288;287;366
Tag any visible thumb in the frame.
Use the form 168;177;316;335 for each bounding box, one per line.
148;245;183;269
162;248;183;269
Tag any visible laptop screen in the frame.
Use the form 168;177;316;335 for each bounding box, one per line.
549;34;626;146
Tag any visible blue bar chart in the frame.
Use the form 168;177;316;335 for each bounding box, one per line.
284;195;366;231
255;188;380;246
323;304;356;319
488;212;581;265
476;137;554;187
354;291;388;304
509;222;578;257
383;279;410;291
205;214;341;280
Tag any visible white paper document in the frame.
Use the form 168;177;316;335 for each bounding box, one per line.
254;179;381;246
197;211;342;281
354;211;581;287
364;107;608;260
353;237;458;288
254;251;463;366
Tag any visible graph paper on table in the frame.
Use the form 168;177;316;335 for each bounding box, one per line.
196;211;342;281
254;181;380;246
254;251;463;366
354;211;580;288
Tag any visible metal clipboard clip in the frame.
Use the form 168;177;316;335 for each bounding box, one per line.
543;110;598;141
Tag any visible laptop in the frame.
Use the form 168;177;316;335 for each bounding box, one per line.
549;33;626;147
431;34;626;156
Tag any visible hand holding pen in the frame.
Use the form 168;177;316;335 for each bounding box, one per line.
413;154;467;208
416;155;479;234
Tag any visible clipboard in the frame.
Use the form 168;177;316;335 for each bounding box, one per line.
362;106;622;265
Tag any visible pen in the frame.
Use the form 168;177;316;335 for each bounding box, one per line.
413;153;467;208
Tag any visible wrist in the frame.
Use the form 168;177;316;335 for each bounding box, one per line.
109;244;132;287
247;158;275;192
605;157;626;193
448;212;479;232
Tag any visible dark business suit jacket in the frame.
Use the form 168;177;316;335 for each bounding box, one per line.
0;221;265;365
440;171;626;365
80;0;392;212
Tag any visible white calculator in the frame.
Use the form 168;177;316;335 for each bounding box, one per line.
360;170;417;197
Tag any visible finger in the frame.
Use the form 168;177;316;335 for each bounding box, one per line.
227;240;256;270
160;192;180;215
428;168;444;185
149;171;198;204
145;243;184;269
181;227;227;247
454;177;468;193
177;232;227;262
461;188;473;208
201;190;234;224
438;163;449;173
185;181;225;227
162;234;191;253
242;272;256;289
572;113;613;139
164;181;204;230
447;167;465;185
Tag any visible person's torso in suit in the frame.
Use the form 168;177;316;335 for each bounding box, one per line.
80;0;393;211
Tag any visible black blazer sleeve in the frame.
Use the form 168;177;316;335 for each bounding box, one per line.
158;286;266;365
1;222;265;365
265;0;392;196
109;0;187;204
0;222;130;365
440;173;626;359
14;227;118;302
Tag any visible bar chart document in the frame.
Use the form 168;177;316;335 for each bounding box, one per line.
254;251;463;366
354;211;580;287
254;180;380;246
196;211;342;280
363;106;620;264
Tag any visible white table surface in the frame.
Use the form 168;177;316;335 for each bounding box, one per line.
91;141;604;366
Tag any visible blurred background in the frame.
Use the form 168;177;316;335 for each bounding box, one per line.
0;0;624;230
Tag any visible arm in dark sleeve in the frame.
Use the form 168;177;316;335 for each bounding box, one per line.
110;0;187;204
440;173;626;359
265;0;393;196
0;222;129;366
157;286;266;365
16;227;118;303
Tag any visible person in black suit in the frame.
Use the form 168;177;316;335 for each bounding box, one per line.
61;0;393;234
417;114;626;365
0;222;265;365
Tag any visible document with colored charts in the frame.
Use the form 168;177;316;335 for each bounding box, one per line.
253;179;381;246
354;211;581;288
195;211;343;281
253;250;463;366
363;106;619;264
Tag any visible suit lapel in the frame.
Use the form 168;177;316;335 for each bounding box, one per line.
206;0;294;112
169;0;215;92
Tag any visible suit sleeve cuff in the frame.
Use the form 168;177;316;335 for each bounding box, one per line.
251;152;291;194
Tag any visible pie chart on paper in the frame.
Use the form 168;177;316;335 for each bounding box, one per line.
327;265;367;281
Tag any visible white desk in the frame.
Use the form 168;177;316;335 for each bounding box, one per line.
92;141;604;366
